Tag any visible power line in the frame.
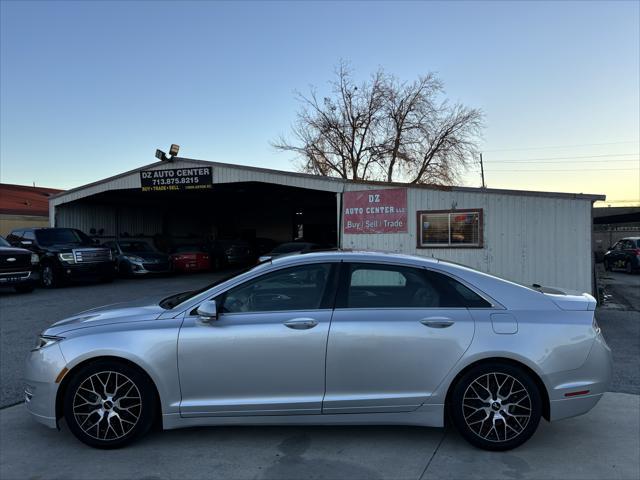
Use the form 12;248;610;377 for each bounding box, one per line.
485;168;637;172
482;141;639;153
486;158;638;164
484;153;638;162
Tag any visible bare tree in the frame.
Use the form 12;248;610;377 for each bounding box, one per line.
274;63;483;185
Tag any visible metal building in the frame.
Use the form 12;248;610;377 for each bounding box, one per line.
49;157;604;293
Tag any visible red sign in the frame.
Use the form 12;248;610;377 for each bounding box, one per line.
343;188;408;234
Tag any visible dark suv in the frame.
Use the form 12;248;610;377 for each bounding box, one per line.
7;228;115;288
604;237;640;274
0;236;39;293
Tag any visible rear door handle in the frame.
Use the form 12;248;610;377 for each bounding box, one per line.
420;317;455;328
284;318;318;330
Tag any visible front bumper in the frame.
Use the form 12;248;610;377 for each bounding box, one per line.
0;270;39;287
58;262;115;281
24;343;67;429
547;333;612;421
129;262;172;275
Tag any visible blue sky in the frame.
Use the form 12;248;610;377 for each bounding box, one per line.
1;1;638;204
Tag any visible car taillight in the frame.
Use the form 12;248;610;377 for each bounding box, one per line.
633;248;640;256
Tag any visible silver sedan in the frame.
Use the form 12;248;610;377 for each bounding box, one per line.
24;251;612;450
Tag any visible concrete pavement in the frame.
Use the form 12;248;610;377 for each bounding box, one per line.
1;392;638;480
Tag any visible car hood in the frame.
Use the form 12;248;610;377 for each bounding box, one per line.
123;252;167;261
45;296;167;335
0;246;31;256
43;243;105;253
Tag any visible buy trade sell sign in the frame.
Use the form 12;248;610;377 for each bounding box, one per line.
343;188;408;234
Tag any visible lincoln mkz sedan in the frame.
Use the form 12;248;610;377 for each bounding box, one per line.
24;251;612;450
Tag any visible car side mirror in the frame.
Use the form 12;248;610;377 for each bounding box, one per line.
197;300;218;322
20;240;33;246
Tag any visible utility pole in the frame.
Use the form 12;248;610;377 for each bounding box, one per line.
479;153;486;188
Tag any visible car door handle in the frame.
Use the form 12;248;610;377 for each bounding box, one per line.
420;317;455;328
283;318;318;330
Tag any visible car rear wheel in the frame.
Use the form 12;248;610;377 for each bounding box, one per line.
625;261;632;274
63;360;157;449
450;363;542;451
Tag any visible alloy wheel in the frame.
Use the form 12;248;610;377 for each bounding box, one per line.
42;266;54;287
461;372;532;443
72;371;142;441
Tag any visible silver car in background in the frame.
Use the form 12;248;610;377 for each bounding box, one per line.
24;251;612;450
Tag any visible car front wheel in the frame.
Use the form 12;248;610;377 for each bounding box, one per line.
450;363;542;451
63;360;157;449
41;264;58;288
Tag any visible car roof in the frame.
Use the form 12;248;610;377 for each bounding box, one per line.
269;250;441;267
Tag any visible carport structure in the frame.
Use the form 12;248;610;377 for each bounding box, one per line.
50;156;605;293
49;158;341;247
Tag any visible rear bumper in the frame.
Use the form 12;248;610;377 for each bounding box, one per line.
548;333;612;421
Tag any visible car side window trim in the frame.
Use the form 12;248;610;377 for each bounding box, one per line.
334;261;503;310
191;262;341;317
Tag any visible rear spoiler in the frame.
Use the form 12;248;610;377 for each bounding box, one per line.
532;284;597;311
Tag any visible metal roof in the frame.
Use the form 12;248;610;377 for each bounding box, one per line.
50;157;606;203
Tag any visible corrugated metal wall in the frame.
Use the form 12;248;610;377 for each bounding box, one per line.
55;203;162;238
341;183;593;293
52;159;596;293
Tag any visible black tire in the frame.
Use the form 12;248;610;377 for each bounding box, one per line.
14;284;35;294
100;274;114;284
63;360;157;449
450;362;542;451
41;263;59;288
604;260;611;271
625;261;632;274
118;261;132;278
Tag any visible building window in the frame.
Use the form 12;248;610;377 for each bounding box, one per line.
417;209;483;248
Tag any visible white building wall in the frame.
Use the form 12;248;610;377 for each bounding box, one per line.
341;183;593;293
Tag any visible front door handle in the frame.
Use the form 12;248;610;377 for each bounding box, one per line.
284;318;318;330
420;317;455;328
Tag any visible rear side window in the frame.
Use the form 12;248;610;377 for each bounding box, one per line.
339;263;491;309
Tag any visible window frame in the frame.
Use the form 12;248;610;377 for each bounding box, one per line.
335;261;498;310
213;262;340;316
416;208;484;249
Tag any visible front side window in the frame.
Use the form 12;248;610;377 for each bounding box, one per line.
418;209;483;248
340;263;491;309
220;263;333;314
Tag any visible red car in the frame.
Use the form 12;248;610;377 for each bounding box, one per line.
169;245;211;273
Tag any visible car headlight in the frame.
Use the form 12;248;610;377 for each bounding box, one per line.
124;255;144;263
58;253;75;263
30;253;39;265
32;335;64;351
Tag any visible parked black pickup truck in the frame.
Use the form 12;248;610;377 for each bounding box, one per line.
6;228;115;288
0;236;39;293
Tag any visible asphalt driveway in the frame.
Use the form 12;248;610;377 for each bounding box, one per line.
0;392;638;480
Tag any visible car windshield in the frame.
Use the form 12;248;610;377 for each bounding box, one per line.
0;237;10;247
120;241;154;253
35;229;91;246
271;243;310;254
159;262;268;309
